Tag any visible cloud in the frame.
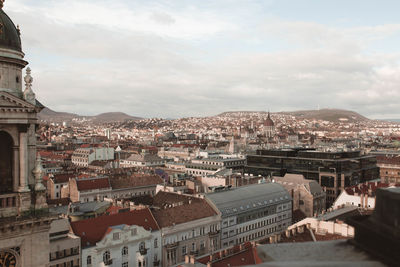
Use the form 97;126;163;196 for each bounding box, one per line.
5;0;400;119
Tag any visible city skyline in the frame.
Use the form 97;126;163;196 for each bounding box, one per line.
7;0;400;119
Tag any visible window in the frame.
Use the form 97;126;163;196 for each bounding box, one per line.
122;263;128;267
182;245;187;255
154;238;158;248
131;228;137;236
113;233;120;240
192;243;196;251
103;250;110;263
87;255;92;265
122;246;128;256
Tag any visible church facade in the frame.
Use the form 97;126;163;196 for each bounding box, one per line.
0;1;54;267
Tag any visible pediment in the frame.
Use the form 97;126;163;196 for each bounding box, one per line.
0;91;37;112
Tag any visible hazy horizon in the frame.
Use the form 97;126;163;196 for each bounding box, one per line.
7;0;400;119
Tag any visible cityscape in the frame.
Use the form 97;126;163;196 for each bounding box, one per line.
0;1;400;267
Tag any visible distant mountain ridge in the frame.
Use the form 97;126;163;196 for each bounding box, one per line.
218;109;370;122
38;107;142;123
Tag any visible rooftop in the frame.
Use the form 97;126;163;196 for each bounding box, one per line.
71;208;159;247
206;183;290;217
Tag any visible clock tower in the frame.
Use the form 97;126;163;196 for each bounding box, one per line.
0;1;54;267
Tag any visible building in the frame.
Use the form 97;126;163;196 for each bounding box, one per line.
150;192;220;267
49;218;81;267
71;147;114;167
246;148;379;207
0;3;55;267
274;173;326;217
120;153;166;168
376;155;400;184
61;177;112;203
71;208;162;267
179;242;262;267
109;174;164;198
50;201;111;222
263;112;275;138
185;157;245;177
206;183;292;249
47;173;76;199
332;181;398;210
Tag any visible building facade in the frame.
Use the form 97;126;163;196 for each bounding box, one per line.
49;218;81;267
206;183;292;248
274;174;326;217
71;147;114;167
246;148;379;207
72;209;161;267
0;3;54;267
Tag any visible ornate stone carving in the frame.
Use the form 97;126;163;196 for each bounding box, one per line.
23;67;35;105
33;154;45;191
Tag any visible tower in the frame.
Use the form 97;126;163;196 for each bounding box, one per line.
0;2;53;267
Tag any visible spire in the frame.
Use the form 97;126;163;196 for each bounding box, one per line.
23;67;36;104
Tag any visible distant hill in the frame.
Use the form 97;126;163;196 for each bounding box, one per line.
91;112;142;123
38;107;79;122
38;107;142;124
218;109;370;122
278;109;370;122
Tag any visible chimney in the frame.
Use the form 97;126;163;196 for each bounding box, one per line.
190;255;195;264
207;262;212;267
185;255;190;264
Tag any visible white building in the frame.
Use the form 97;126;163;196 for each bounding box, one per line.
72;209;162;267
71;147;114;167
332;182;396;210
120;154;165;168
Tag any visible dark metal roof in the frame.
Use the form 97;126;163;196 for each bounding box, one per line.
0;7;22;52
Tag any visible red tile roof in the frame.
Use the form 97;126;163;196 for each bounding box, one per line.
76;177;111;191
344;182;400;196
151;193;217;228
71;208;159;248
52;173;76;184
196;242;262;266
110;174;163;189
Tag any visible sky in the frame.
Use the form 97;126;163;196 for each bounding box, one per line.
5;0;400;119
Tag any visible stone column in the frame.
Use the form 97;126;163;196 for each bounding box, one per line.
13;146;20;192
18;132;29;192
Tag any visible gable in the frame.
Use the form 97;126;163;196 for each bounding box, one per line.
0;91;38;112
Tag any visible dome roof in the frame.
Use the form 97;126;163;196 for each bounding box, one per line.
264;112;274;127
0;4;22;52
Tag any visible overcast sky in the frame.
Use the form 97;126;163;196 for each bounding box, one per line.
6;0;400;119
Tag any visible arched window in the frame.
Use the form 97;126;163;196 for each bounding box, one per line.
103;250;110;263
0;131;14;193
86;255;92;265
122;246;128;256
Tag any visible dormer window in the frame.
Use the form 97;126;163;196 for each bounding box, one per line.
113;233;120;240
131;228;137;236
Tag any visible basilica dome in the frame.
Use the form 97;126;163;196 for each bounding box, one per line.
264;112;274;127
0;3;22;52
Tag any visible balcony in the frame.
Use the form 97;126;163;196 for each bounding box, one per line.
104;259;113;266
208;230;220;237
0;193;17;208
